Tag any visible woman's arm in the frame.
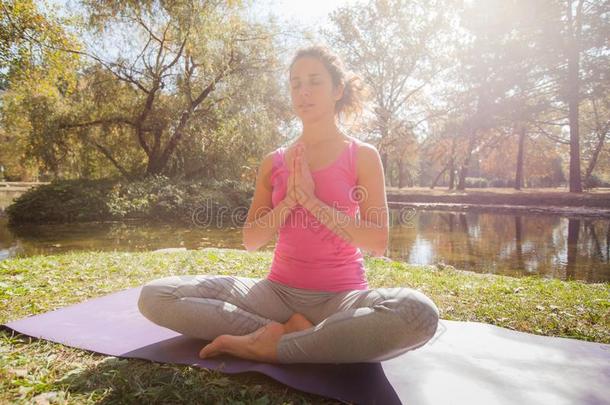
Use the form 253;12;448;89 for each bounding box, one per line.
242;152;295;252
301;143;389;256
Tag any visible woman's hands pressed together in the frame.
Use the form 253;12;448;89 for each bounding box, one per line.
284;142;317;209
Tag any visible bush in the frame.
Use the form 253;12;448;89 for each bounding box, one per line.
465;177;489;188
490;179;504;188
584;174;610;190
489;179;516;188
5;178;116;224
6;176;253;226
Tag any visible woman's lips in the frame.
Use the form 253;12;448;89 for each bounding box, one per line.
300;104;314;110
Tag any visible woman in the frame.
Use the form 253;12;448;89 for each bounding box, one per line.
138;44;440;364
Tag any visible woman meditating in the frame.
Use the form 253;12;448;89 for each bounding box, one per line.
138;44;440;364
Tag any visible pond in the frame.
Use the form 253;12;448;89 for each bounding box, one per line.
1;209;608;283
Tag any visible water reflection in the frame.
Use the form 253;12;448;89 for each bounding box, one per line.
387;210;609;283
1;210;609;283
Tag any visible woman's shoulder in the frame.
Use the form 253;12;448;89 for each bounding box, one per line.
348;136;377;154
350;138;381;176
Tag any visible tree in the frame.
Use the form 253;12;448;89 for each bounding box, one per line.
322;0;454;183
54;0;286;178
534;0;609;192
0;0;78;90
581;91;610;188
0;0;81;180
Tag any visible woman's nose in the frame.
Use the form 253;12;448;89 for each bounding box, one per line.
298;84;311;97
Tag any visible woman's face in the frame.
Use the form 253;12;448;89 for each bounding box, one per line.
289;56;344;122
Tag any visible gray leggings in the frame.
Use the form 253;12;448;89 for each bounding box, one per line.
137;275;440;364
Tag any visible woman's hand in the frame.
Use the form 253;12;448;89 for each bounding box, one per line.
284;142;316;208
294;143;316;205
284;156;298;209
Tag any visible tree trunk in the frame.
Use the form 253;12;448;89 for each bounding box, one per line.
515;125;526;190
447;137;456;190
431;164;448;189
457;165;467;191
457;131;477;191
146;153;163;175
583;136;606;188
398;156;405;188
448;160;455;190
582;99;608;187
381;151;388;180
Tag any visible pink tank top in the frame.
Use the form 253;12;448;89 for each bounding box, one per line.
267;137;369;292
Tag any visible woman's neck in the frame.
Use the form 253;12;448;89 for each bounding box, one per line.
299;116;345;147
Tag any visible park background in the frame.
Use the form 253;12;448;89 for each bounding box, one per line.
1;0;608;281
0;1;609;403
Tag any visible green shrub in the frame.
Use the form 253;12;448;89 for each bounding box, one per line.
5;178;116;224
465;177;489;188
489;179;516;188
6;176;253;226
584;174;610;190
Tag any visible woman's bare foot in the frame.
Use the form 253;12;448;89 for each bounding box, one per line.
198;313;315;363
198;321;286;363
283;312;315;333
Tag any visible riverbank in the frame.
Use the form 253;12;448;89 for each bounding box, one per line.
387;187;610;218
386;186;610;206
1;248;608;403
4;183;610;221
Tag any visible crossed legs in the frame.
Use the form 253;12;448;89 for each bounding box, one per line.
137;275;440;364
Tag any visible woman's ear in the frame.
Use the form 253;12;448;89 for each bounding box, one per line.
334;83;345;102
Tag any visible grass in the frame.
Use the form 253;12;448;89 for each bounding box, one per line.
1;248;609;404
386;186;610;194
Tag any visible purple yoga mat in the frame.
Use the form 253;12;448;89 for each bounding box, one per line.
2;286;400;404
3;286;610;405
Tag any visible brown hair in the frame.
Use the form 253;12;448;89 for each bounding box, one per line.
289;44;370;123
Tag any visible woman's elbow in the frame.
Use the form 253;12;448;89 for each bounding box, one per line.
243;240;260;252
242;228;254;252
242;227;262;252
372;228;389;256
242;236;254;252
371;246;387;257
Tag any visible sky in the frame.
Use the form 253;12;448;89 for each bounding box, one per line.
246;0;362;24
243;0;364;63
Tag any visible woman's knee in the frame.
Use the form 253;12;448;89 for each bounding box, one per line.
137;276;179;321
393;288;440;344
